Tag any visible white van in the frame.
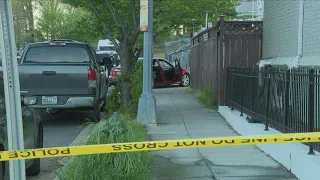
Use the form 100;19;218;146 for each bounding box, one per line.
96;39;119;56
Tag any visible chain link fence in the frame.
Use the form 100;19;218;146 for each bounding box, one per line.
164;38;190;71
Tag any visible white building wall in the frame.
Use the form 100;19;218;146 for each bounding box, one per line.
262;0;299;59
301;0;320;57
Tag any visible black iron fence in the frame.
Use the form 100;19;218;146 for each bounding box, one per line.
226;67;320;154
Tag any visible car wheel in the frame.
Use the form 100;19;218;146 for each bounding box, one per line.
26;126;42;176
180;74;190;87
100;95;107;112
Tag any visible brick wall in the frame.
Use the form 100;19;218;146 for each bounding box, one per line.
263;0;299;58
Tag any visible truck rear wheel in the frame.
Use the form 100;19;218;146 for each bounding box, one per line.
93;103;101;122
26;125;43;176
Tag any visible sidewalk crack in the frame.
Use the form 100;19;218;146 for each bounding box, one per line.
168;93;217;180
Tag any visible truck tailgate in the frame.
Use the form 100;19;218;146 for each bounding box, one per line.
19;64;91;95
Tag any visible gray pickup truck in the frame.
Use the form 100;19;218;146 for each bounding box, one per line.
18;40;108;121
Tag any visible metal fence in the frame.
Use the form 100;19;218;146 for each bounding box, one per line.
164;38;190;70
226;67;320;154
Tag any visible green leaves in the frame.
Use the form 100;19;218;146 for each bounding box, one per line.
155;0;241;33
35;0;104;45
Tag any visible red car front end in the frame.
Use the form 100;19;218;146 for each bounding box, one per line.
108;65;121;86
108;58;190;87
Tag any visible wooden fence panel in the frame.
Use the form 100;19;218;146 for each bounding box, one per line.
190;16;263;105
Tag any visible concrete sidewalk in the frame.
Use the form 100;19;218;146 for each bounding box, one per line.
148;87;297;180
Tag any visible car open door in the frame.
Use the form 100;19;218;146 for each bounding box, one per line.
153;59;166;86
174;58;183;81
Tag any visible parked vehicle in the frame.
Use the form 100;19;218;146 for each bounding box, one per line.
96;53;120;78
0;51;23;73
108;58;190;87
17;50;23;62
96;39;119;58
17;39;108;121
0;76;43;178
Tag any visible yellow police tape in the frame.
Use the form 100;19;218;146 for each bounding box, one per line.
0;132;319;161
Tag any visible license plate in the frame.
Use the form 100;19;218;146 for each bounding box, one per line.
42;96;57;104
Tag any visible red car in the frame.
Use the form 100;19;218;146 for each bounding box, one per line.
108;58;190;87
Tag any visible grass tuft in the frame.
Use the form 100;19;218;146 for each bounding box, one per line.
189;86;217;109
57;114;152;180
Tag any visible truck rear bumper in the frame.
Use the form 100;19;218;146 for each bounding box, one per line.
29;96;95;109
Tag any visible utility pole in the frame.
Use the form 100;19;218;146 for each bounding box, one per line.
137;0;157;125
0;0;26;180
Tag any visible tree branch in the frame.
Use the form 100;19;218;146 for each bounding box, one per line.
104;0;126;36
134;48;143;59
131;0;138;29
88;0;119;49
129;22;140;46
128;0;140;46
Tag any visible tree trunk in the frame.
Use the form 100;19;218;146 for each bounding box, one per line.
118;45;134;106
26;0;35;43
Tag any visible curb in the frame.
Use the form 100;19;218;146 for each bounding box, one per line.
218;106;320;180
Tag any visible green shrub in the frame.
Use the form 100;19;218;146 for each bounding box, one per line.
106;62;155;117
58;114;152;180
129;62;144;112
105;84;121;117
189;86;217;108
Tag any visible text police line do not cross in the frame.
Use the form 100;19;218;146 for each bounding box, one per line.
0;132;319;161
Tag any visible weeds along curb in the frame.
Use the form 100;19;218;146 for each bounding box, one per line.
54;112;152;180
53;117;109;180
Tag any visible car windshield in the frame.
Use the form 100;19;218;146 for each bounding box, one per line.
24;46;90;63
99;46;115;51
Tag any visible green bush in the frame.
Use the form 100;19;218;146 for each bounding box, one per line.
105;84;121;117
106;62;155;117
130;62;143;112
58;114;152;180
189;86;217;108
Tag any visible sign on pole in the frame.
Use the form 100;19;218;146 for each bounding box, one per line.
140;0;148;31
0;0;26;179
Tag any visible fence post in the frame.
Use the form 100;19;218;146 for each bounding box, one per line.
284;70;290;133
264;72;271;131
308;68;315;155
218;15;225;106
240;69;244;116
231;67;235;110
251;69;255;110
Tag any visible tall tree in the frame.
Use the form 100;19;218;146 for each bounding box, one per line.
61;0;240;105
36;0;67;39
12;0;35;49
61;0;142;105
